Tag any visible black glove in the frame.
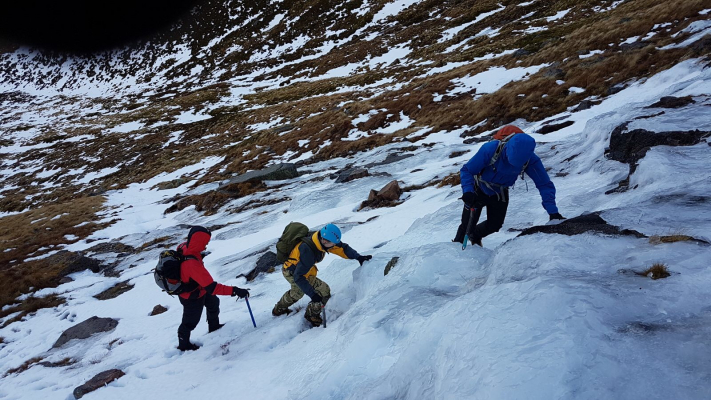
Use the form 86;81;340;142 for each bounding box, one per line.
310;293;323;303
549;213;566;221
357;255;372;266
462;192;477;207
231;287;250;298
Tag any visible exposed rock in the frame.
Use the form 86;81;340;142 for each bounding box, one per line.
384;257;400;276
646;96;695;109
93;281;134;300
59;277;74;284
273;124;295;134
606;125;710;174
518;213;646;238
223;163;298;185
463;136;490;144
53;251;104;277
73;369;125;399
537;120;574;134
150;305;168;316
153;178;191;190
52;317;119;348
335;167;370;183
364;152;414;168
377;180;403;201
85;242;135;255
245;251;279;281
543;67;565;79
620;41;650;52
573;100;597;112
449;150;468;158
607;84;626;95
513;49;531;58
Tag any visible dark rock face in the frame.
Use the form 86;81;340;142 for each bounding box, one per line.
364;152;414;168
55;252;104;277
52;317;119;348
245;251;279;281
93;281;135;300
607;125;709;171
646;96;695;109
150;305;168;316
73;369;125;399
335;167;370;183
537;120;574;134
573;100;597;112
224;163;298;185
361;180;403;210
384;257;399;276
518;213;646;238
463;136;490;144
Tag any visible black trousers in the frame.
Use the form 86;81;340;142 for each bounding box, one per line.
454;188;509;243
178;294;220;344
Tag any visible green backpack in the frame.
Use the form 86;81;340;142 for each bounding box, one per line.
275;222;311;264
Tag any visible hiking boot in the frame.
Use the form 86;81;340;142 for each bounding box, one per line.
208;323;225;333
305;313;322;327
177;342;200;351
470;235;482;247
272;305;292;317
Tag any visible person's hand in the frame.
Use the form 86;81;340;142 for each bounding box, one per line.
232;287;250;298
310;293;323;303
462;192;476;207
357;255;372;266
549;213;566;221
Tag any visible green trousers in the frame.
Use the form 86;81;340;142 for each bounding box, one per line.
275;268;331;317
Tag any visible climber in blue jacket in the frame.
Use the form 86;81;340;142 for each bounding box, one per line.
454;125;565;246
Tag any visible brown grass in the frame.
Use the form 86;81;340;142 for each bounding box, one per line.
637;263;672;280
0;295;66;328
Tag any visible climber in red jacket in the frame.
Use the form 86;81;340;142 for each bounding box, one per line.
176;226;249;351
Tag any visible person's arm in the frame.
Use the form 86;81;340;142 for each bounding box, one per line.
292;243;318;299
460;142;496;193
328;242;360;260
524;154;559;215
184;260;233;296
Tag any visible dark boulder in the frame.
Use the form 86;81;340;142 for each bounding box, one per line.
645;96;695;109
537;120;574;134
518;213;646;238
223;163;298;186
150;305;168;316
93;281;134;300
73;369;125;399
245;251;279;281
52;316;119;348
335;167;370;183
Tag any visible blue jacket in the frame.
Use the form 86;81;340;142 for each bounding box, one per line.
460;135;558;215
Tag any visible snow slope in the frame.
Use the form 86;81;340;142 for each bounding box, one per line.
1;57;710;400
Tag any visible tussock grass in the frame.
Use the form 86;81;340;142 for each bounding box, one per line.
0;295;66;328
637;262;672;280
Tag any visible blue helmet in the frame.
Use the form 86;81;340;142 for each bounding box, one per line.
320;224;342;244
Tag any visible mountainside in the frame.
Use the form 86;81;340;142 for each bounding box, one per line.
1;1;710;399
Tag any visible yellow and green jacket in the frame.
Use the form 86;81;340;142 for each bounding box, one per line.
283;232;361;298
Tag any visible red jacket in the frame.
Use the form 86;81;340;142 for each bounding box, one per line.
177;228;232;299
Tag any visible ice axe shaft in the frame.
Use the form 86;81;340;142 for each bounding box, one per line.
245;297;257;328
322;305;327;328
462;206;476;250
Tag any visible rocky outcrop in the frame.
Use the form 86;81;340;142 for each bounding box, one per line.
518;213;646;238
223;163;299;186
150;305;168;316
384;257;399;276
334;167;370;183
646;96;695;109
52;317;119;348
93;281;134;300
73;369;125;399
537;120;574;134
360;180;403;210
245;251;279;281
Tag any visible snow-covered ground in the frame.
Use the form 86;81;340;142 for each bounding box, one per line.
1;56;710;400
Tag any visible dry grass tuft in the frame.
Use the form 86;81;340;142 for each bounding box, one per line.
637;262;672;280
165;181;268;215
438;172;461;187
0;295;66;328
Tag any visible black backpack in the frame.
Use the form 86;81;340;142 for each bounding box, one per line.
153;249;197;296
275;222;318;264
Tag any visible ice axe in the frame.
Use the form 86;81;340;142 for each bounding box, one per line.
245;297;257;328
462;206;477;250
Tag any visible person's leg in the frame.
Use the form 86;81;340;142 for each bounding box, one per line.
273;268;304;315
178;296;206;349
304;276;331;326
472;190;509;240
454;204;483;243
204;294;222;332
310;276;331;304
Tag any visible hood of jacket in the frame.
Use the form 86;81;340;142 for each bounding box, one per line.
182;226;211;257
504;133;536;168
